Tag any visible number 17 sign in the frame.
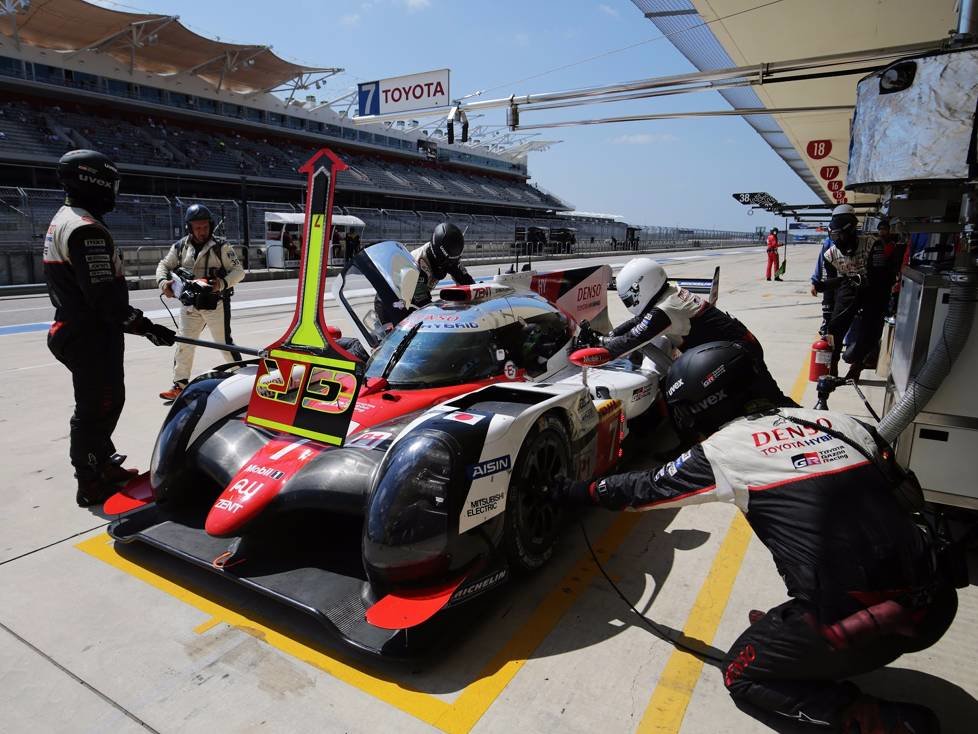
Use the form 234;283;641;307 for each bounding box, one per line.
246;149;363;446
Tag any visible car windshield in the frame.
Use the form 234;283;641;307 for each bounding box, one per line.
365;328;504;387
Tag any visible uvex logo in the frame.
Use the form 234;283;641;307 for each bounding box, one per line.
689;389;726;413
79;173;113;188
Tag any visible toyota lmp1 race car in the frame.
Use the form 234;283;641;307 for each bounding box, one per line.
107;241;716;657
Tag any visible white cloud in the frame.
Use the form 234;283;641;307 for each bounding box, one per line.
598;3;619;17
403;0;431;10
340;13;361;26
610;133;679;145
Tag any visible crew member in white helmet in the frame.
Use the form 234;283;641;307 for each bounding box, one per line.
578;257;792;406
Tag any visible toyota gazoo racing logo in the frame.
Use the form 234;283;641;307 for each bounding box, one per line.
702;365;726;387
791;452;821;468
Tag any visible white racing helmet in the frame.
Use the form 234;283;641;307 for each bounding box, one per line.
616;258;668;316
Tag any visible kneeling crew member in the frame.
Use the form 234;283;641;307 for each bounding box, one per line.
157;204;244;400
556;341;955;734
583;258;792;406
44;149;176;506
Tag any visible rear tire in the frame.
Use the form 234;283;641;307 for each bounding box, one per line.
503;414;569;572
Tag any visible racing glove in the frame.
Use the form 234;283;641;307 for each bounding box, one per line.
575;320;603;349
129;315;176;346
551;478;599;505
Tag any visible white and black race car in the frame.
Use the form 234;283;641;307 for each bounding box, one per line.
109;241;711;656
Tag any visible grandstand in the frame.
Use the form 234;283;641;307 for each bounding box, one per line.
0;0;755;285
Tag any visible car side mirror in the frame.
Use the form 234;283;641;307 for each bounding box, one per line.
570;347;611;367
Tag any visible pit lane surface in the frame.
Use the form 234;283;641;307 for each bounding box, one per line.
1;245;976;733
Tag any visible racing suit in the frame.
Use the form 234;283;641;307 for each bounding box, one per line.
590;408;956;728
43;205;144;480
765;233;780;280
818;237;896;376
810;237;835;334
156;235;245;385
600;283;792;406
409;242;474;307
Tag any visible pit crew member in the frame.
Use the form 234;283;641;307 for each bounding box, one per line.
579;258;792;406
556;341;956;734
410;222;474;307
44;149;175;506
766;227;782;281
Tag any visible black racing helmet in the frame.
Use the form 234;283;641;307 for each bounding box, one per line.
184;203;214;240
431;222;464;263
829;212;859;254
663;341;759;435
58;149;119;215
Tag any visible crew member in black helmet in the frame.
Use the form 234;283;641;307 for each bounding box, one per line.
156;203;244;400
409;222;474;307
553;341;955;734
43;149;176;507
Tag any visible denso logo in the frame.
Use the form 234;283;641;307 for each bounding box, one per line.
577;284;602;302
469;455;511;479
752;418;832;447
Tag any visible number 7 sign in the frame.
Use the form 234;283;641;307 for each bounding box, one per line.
246;148;363;446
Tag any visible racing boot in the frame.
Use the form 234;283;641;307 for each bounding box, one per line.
100;454;138;485
842;695;940;734
159;381;186;401
76;475;118;508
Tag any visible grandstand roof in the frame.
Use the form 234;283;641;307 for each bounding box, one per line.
0;0;338;94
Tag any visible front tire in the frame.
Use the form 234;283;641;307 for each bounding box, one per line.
503;413;569;572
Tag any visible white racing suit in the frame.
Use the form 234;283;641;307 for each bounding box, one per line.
600;283;792;406
592;408;953;729
156;235;245;384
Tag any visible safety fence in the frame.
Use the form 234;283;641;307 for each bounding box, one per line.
0;186;758;284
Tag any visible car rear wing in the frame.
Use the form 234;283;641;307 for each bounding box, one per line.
670;266;720;305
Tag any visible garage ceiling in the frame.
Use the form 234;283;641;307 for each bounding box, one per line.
636;0;959;208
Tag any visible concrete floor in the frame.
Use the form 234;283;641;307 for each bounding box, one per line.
1;245;975;734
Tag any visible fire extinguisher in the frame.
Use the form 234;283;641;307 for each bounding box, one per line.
809;335;833;381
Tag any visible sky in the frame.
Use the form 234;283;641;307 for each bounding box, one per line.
93;0;817;231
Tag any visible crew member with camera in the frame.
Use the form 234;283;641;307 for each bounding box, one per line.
156;204;244;400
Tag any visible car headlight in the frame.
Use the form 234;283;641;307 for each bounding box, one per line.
150;387;209;497
364;432;455;584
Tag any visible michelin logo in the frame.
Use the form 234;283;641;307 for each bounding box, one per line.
468;455;511;479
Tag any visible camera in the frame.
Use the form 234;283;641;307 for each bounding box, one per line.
172;267;220;310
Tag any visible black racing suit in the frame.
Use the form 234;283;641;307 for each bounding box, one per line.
591;408;955;728
410;242;474;307
43;204;144;481
818;237;897;375
600;283;793;406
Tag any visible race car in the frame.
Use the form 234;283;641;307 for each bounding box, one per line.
108;241;713;656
